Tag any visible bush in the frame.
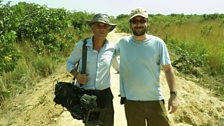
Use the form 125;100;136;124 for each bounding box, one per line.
32;56;55;77
0;59;35;105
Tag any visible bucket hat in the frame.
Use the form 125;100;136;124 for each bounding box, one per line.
129;7;148;20
87;13;116;32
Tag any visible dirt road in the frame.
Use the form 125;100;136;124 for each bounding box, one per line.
0;32;224;126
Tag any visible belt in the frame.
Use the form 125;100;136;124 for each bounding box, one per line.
85;88;110;95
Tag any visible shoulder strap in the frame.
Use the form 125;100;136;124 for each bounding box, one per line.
79;37;88;85
81;38;88;74
73;38;88;82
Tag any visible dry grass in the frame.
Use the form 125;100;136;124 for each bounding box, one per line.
159;20;224;74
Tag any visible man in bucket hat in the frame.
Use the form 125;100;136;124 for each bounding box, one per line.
87;13;116;32
114;7;178;126
67;13;119;126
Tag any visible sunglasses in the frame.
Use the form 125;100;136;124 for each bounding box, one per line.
130;19;147;24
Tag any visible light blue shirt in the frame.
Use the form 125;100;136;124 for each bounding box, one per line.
115;35;171;101
67;37;118;90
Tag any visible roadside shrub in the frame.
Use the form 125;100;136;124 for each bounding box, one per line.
166;37;207;77
32;56;55;77
0;59;35;106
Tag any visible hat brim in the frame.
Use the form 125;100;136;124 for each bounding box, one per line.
129;14;148;20
87;20;116;32
109;25;116;32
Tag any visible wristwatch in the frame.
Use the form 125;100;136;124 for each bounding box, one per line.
170;91;177;96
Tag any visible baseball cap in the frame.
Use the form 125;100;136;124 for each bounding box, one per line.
129;7;148;20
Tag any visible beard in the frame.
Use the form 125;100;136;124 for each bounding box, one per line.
132;26;147;36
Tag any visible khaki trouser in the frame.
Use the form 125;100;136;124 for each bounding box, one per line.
124;100;170;126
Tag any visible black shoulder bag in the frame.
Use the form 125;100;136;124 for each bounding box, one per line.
53;38;97;120
53;38;88;107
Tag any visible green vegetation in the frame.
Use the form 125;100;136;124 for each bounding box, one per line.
154;15;224;100
1;1;223;108
0;1;92;106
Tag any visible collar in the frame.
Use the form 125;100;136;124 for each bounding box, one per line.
85;37;109;49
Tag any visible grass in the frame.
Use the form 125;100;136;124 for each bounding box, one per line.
156;20;224;75
32;56;55;77
0;26;89;107
0;59;35;104
0;42;56;107
152;19;224;100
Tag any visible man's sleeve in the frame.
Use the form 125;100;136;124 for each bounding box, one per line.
66;42;82;72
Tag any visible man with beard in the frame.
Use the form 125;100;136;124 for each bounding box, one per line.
114;7;178;126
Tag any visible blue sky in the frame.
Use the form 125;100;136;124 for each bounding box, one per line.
3;0;224;16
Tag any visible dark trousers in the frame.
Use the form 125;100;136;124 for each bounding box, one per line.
124;100;170;126
86;88;114;126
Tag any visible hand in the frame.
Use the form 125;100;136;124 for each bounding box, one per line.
76;73;88;84
168;95;178;114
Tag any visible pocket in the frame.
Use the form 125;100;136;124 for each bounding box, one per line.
159;100;167;114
